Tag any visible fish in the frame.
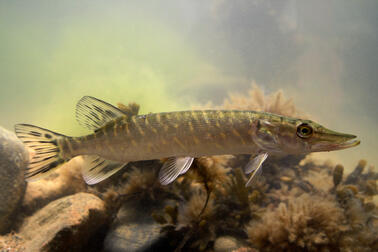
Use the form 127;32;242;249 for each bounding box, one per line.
14;96;360;186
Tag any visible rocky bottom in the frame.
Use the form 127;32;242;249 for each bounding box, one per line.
0;155;377;252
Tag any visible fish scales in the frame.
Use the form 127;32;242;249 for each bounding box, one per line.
65;110;260;162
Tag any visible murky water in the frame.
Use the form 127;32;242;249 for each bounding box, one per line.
0;1;376;251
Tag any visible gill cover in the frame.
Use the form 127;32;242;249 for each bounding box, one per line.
252;120;279;151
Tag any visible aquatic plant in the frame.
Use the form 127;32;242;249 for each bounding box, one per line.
116;165;167;202
147;155;234;251
99;162;177;214
345;160;367;185
116;102;140;117
191;155;233;194
174;189;217;251
245;159;377;251
211;167;263;237
178;189;216;227
151;186;218;251
247;194;345;251
221;84;304;118
333;164;344;188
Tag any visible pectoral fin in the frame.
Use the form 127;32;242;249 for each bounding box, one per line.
244;153;268;174
159;157;194;185
244;152;268;187
81;155;128;185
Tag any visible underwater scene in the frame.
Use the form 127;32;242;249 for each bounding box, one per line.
0;1;377;251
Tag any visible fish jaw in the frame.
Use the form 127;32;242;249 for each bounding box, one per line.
310;130;360;152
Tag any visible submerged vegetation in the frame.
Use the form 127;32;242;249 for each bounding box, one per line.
1;85;376;251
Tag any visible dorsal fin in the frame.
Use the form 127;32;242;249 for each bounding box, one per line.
76;96;126;131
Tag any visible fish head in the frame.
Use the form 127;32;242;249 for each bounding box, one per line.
297;120;361;153
252;116;360;154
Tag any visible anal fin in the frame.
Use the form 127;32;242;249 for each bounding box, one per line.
159;157;194;185
81;155;128;185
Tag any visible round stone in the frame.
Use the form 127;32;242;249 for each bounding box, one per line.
0;126;28;233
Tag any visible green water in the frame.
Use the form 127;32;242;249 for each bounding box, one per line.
0;0;377;168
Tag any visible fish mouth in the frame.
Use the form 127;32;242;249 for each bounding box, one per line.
330;138;361;150
311;134;360;152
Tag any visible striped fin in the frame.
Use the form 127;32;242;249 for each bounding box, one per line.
76;96;126;131
159;157;194;185
81;155;128;185
245;152;268;187
245;165;263;187
244;152;268;174
14;124;67;181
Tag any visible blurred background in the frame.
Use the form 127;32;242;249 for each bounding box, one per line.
1;0;377;170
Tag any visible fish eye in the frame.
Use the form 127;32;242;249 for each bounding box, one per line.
296;123;313;138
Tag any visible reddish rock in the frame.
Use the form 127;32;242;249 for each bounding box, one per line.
20;193;109;252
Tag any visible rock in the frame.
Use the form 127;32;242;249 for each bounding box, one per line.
231;248;258;252
0;233;25;251
22;157;87;216
20;193;109;252
104;201;166;252
0;126;28;233
214;236;244;252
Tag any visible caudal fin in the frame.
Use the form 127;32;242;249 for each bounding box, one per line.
15;124;67;181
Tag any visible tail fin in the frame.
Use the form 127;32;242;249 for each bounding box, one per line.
14;124;67;181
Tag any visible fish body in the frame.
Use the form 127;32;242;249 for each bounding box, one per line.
15;96;360;186
64;110;261;162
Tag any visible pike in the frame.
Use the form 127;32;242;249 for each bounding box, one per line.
15;96;360;186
